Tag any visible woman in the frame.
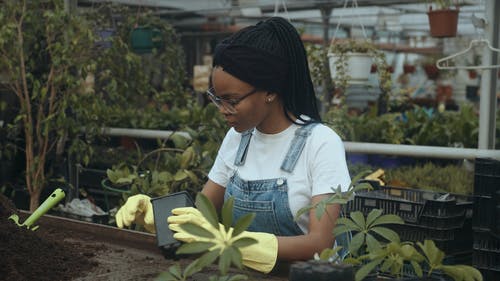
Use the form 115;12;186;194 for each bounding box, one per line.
116;17;351;274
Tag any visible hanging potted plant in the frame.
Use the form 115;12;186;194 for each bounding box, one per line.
426;0;460;38
130;25;164;54
328;40;392;89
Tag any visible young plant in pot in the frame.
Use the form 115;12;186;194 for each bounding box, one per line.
426;0;460;38
293;172;482;281
327;39;393;111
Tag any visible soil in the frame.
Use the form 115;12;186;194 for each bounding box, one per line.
0;194;99;281
0;194;289;281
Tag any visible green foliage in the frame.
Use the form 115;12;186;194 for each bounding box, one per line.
324;103;482;149
359;241;425;281
384;162;474;195
334;209;404;257
295;170;373;220
0;0;101;209
328;39;393;111
417;240;482;281
426;0;456;9
80;4;187;130
156;193;257;281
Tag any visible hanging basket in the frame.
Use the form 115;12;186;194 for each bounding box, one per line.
130;26;164;54
427;7;459;38
328;52;372;85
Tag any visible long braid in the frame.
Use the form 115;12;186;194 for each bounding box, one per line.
218;17;321;124
265;18;321;123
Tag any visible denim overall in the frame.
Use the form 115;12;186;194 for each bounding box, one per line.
224;123;350;258
224;123;317;236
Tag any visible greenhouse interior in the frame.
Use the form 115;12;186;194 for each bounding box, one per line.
1;0;499;280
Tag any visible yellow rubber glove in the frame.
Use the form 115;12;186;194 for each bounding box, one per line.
115;194;155;233
168;207;278;273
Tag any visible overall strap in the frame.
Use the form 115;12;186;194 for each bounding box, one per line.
280;123;319;173
234;129;254;166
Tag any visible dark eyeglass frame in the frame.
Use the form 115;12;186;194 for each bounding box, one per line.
205;87;259;114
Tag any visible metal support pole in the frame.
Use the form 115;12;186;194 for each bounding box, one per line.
64;0;78;14
478;0;499;149
320;5;333;115
344;142;500;160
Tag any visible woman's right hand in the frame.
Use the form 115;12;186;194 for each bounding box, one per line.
115;194;155;233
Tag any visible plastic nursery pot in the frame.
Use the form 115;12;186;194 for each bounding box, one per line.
403;64;416;74
130;26;164;54
328;52;373;85
427;6;459;38
423;64;439;80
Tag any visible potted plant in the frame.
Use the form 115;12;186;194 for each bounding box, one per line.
426;0;460;38
327;39;393;113
328;39;377;88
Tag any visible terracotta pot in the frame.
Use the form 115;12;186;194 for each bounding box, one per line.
423;64;439;80
468;70;478;79
403;64;416;74
436;85;453;102
427;7;459;38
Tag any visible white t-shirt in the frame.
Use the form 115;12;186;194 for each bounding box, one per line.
208;123;352;233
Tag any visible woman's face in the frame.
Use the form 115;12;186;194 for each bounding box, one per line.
211;67;274;132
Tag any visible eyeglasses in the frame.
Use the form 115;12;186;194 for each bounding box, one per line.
205;87;259;114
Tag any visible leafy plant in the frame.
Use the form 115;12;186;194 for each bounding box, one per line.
0;0;100;210
156;193;257;281
328;39;393;112
417;240;482;281
384;162;474;195
333;209;404;258
426;0;457;9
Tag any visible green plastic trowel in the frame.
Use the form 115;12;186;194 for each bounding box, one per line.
9;188;65;231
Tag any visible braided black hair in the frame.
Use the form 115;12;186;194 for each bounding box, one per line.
217;17;321;124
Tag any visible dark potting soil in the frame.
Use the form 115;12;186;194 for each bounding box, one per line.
0;193;100;281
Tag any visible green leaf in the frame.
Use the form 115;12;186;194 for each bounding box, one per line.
180;147;195;168
155;271;178;281
219;248;232;275
366;209;383;227
232;237;257;248
221;197;234;231
294;205;313;220
176;241;214;255
332;224;351;237
336;217;362;232
196;250;220;269
370;226;400;243
167;264;182;279
349;232;365;255
355;259;381;281
232;213;255;237
196;193;220;229
183;259;203;278
173;170;188;181
365;232;382;252
227;246;243;269
226;274;248;281
371;214;404;227
410;260;423;278
350;211;366;229
179;223;215;239
315;200;326;221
